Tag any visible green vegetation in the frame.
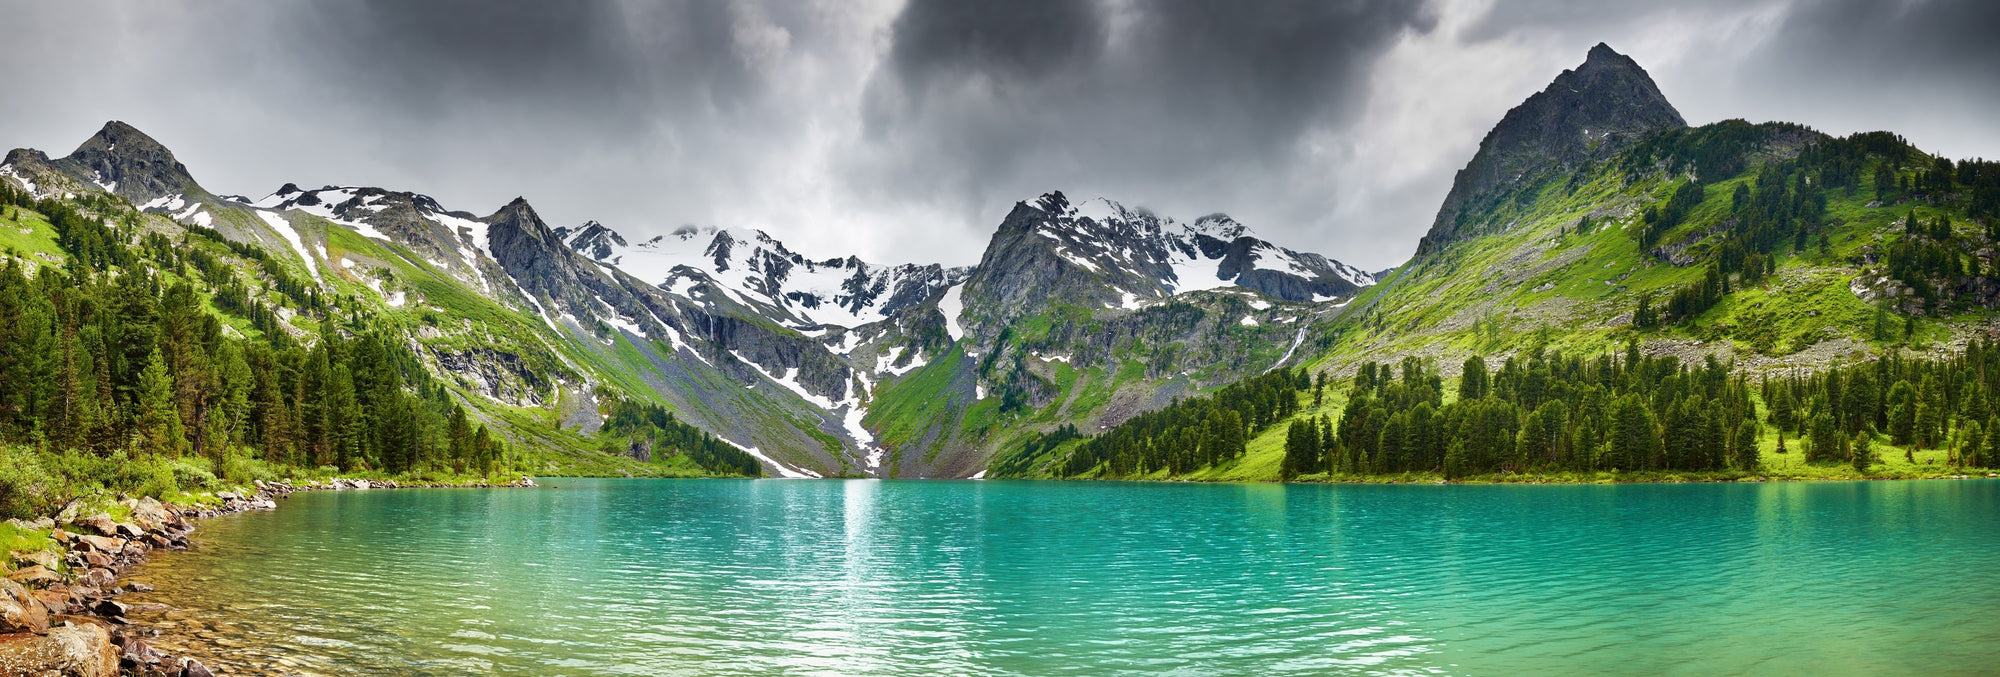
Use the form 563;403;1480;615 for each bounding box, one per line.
0;175;744;519
1002;335;2000;484
598;396;763;477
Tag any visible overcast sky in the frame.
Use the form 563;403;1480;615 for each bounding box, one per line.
3;0;1996;270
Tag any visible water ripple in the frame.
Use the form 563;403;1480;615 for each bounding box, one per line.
122;479;2000;675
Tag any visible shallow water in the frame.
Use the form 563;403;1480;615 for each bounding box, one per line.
128;478;2000;675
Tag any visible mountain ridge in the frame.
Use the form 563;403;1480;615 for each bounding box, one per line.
0;123;1379;478
1417;42;1685;257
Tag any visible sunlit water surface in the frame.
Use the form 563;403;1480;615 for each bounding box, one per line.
127;478;2000;675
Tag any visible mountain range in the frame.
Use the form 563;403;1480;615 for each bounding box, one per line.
1;116;1380;478
7;42;1991;480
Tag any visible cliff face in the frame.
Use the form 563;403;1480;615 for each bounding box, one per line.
1417;43;1684;256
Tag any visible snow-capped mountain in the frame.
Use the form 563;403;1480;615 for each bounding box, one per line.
554;221;971;330
249;183;506;292
0;121;1388;481
1018;191;1376;303
951;191;1377;345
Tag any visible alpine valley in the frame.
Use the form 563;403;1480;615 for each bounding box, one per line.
0;120;1378;481
3;42;1997;487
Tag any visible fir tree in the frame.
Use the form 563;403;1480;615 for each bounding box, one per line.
135;349;187;457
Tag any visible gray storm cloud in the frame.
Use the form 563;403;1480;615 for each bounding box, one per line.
0;0;1995;270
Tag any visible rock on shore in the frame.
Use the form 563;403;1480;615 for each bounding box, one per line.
0;476;535;675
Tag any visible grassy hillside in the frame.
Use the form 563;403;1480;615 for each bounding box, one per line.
1311;122;1995;377
0;181;760;520
996;121;2000;484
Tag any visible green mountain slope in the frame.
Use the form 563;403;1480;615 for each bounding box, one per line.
0;128;768;486
994;43;2000;483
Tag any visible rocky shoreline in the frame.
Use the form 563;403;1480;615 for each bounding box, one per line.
0;476;535;677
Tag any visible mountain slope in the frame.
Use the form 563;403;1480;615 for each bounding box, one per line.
1418;43;1686;256
0;121;1383;479
1312;44;2000;386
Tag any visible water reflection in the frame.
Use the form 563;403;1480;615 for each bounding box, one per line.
124;479;2000;675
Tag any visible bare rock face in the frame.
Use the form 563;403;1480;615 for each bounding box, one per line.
1418;43;1685;255
52;121;202;206
0;622;121;677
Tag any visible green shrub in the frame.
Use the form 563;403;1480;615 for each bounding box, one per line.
0;448;68;520
166;458;217;494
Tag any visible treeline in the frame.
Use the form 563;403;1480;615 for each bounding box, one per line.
1289;349;1763;479
1762;341;2000;467
598;398;763;477
1048;341;2000;481
0;190;510;478
1054;370;1306;477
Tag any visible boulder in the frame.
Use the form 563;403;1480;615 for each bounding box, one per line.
8;565;60;587
180;656;215;677
12;550;59;571
81;551;112;569
52;501;83;525
0;579;49;634
5;517;54;532
77;514;118;538
113;523;145;539
117;636;163;668
74;536;122;553
89;600;125;618
0;622;120;676
32;591;67;615
77;569;114;590
127;498;171;533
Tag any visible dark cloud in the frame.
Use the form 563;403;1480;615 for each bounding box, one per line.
887;0;1105;88
855;0;1437;258
1;0;1997;271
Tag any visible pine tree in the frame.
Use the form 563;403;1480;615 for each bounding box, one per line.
135;349;187;457
1606;394;1658;472
1733;418;1761;471
1955;420;1982;470
1460;356;1488;401
1852;429;1876;473
1887;380;1917;445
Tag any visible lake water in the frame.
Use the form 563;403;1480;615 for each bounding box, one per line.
127;478;2000;675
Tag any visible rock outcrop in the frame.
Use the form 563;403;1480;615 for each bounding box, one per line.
1417;43;1685;255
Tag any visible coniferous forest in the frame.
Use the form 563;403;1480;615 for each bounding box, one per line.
0;181;759;519
1035;340;2000;483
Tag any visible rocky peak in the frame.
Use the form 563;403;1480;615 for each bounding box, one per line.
58;121;203;205
1416;43;1684;255
960;191;1377;344
555;221;629;262
485;198;566;270
558;218;969;330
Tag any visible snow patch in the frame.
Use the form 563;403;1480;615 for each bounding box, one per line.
256;210;320;282
729;440;820;479
937;283;966;341
140;194;186;212
1239;316;1259;327
731;351;840;410
1267;324;1309;373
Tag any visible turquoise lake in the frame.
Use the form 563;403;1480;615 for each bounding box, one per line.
129;478;2000;675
